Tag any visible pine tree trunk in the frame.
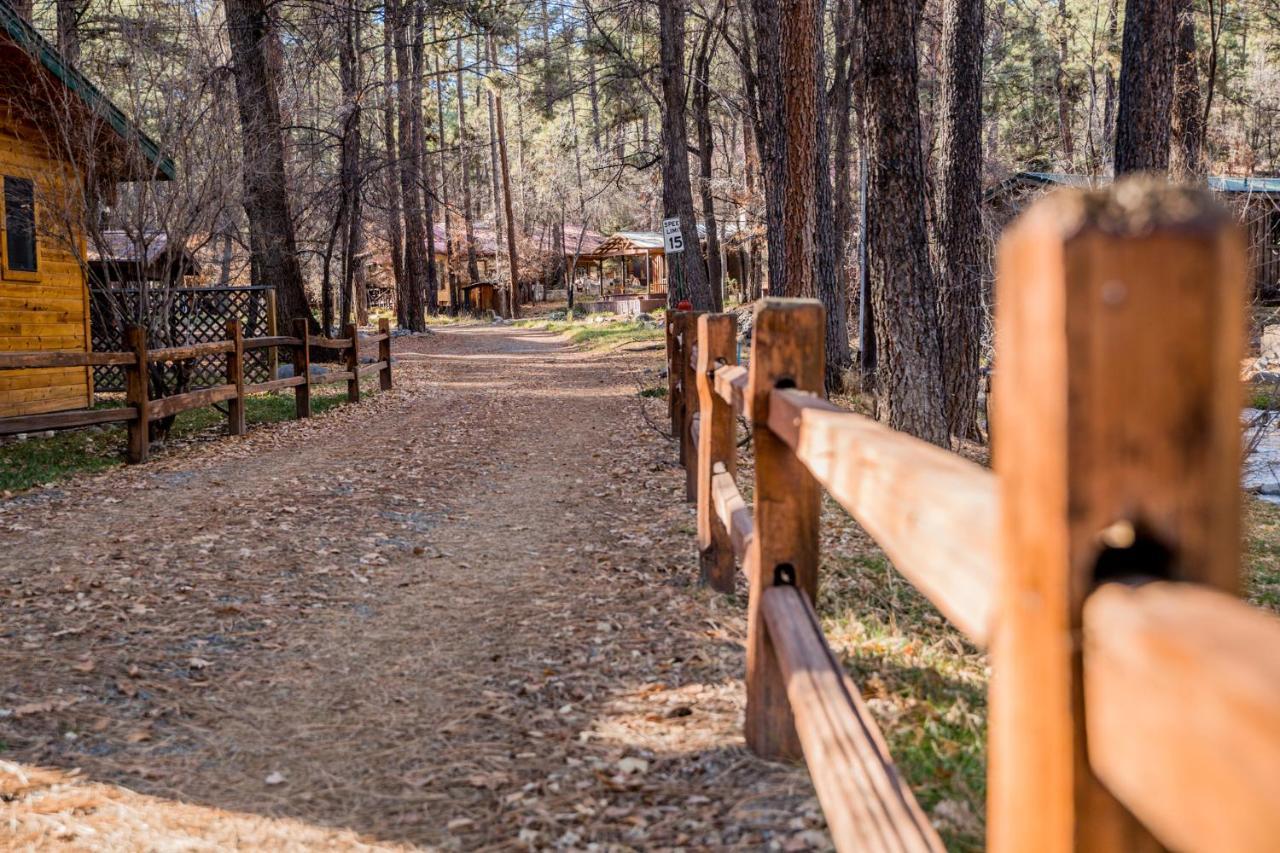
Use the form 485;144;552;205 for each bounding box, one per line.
395;0;427;330
751;0;787;296
693;1;725;311
861;0;947;445
456;38;481;286
414;3;438;315
432;18;459;313
224;0;315;333
1169;0;1205;181
1114;0;1177;174
338;0;363;331
811;0;852;392
490;33;521;318
935;0;985;441
55;0;80;65
382;2;406;321
1054;0;1074;167
658;0;713;309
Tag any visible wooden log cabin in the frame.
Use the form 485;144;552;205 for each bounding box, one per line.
0;5;174;418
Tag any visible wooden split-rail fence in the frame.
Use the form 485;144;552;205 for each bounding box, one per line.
665;181;1280;852
0;318;393;464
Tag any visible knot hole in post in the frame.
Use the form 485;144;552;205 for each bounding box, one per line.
1092;519;1175;586
773;563;797;586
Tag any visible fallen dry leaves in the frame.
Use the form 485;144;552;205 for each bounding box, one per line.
0;319;827;850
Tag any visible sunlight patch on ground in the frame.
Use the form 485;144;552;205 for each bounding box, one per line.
1;761;406;851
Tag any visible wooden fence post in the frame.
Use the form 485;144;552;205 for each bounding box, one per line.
124;325;149;464
681;310;703;501
345;322;361;403
696;312;737;592
378;317;393;391
265;287;279;383
989;180;1244;853
226;319;245;435
669;310;686;444
292;318;311;418
666;311;678;428
744;299;825;759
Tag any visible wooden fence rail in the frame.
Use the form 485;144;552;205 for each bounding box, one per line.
665;181;1280;852
0;318;393;463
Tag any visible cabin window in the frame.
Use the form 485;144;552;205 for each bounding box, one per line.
4;176;37;274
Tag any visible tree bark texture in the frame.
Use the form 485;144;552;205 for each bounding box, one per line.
806;0;852;390
693;1;725;311
395;0;428;329
1170;0;1205;180
658;0;713;309
935;0;984;440
224;0;315;333
456;37;481;286
860;0;947;445
1114;0;1177;174
382;3;406;318
751;0;787;297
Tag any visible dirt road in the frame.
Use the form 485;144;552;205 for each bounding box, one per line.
0;323;823;850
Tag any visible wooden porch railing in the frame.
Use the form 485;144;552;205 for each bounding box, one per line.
665;181;1280;852
0;318;393;465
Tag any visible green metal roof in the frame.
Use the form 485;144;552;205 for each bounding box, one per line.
1009;171;1280;196
0;3;175;180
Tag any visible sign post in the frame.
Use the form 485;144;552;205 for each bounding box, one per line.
663;216;685;306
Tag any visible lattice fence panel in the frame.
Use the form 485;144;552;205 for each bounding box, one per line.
90;286;277;393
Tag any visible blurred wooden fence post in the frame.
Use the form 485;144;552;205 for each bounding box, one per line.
666;311;679;428
226;319;246;435
124;325;149;464
990;181;1245;853
696;312;737;592
681;310;703;502
379;317;393;391
265;287;279;381
345;323;361;403
744;299;825;759
292;318;311;418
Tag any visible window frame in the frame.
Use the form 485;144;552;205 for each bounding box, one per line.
1;175;42;282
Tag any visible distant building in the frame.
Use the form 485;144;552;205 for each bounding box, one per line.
0;6;173;417
986;171;1280;300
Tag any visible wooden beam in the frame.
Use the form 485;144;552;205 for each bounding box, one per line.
243;335;303;351
744;298;825;760
713;364;749;417
989;180;1244;853
124;326;148;464
712;465;753;562
148;340;235;362
226;320;245;436
345;323;360;403
0;350;136;369
696;313;738;592
0;406;137;436
767;388;996;645
291;318;311;419
378;317;393;391
147;384;237;420
1083;581;1280;853
762;585;944;853
244;376;306;395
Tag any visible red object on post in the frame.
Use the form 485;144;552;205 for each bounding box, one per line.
677;300;693;311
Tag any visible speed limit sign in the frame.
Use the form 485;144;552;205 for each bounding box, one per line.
662;217;685;254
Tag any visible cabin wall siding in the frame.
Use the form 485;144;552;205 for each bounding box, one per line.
0;119;92;418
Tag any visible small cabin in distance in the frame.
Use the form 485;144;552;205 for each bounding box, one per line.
985;171;1280;301
0;5;174;418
